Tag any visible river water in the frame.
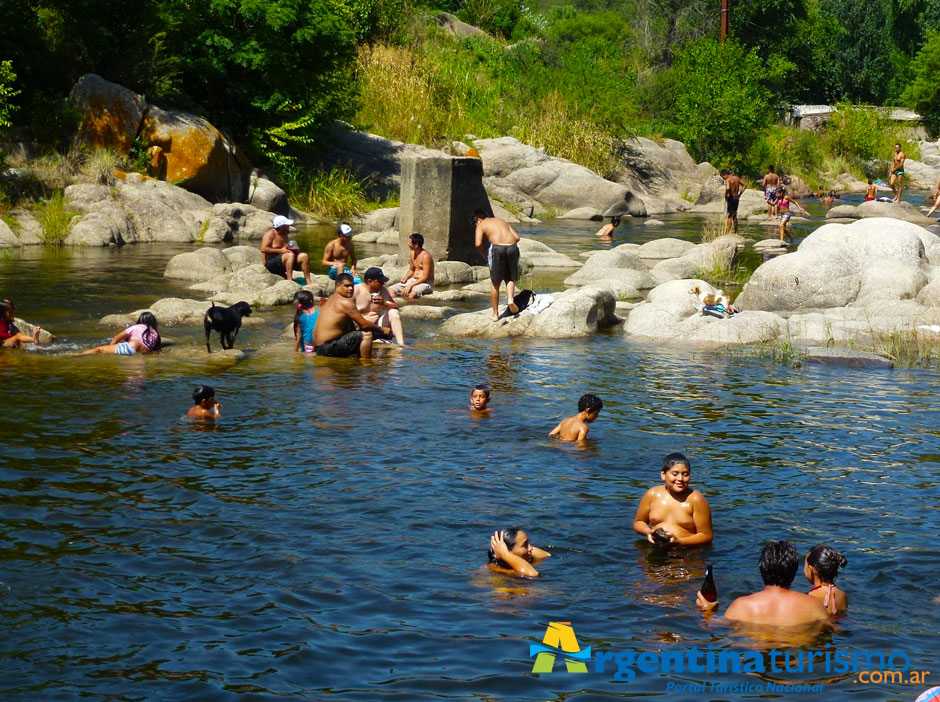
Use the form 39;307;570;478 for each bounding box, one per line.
1;195;938;701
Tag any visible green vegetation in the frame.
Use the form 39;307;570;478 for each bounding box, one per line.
35;191;77;244
281;166;398;220
0;60;19;138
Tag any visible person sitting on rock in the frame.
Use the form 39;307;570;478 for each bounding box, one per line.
260;215;312;285
312;273;389;358
354;267;405;345
0;300;43;348
389;233;434;298
322;223;359;281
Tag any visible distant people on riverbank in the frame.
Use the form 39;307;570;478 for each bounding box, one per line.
322;223;359;281
390;233;434;299
805;544;848;614
487;527;551;577
720;169;746;234
777;188;808;245
549;393;603;442
697;541;829;626
865;180;877;202
293;289;319;353
81;312;161;355
473;210;522;322
470;385;491;414
0;300;43;348
260;215;312;285
761;166;780;219
890;142;906;203
312;272;389;358
354;267;405;345
633;451;713;547
594;216;621;240
188;384;220;419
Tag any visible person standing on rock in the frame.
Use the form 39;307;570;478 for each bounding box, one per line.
720;169;746;234
260;215;312;285
889;142;906;204
389;233;434;298
322;223;359;281
761;166;780;220
473;210;521;322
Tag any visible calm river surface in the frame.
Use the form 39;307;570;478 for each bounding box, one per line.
1;199;938;701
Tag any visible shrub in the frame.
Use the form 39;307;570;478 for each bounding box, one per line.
35;190;78;244
78;148;122;186
0;60;19;138
902;31;940;134
823;103;891;162
281;167;371;219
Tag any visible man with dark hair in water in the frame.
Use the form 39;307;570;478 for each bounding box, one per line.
313;273;390;358
697;540;829;625
721;169;746;234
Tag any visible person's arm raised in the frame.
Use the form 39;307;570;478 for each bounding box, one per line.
490;531;539;577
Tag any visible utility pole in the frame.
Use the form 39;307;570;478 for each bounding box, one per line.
720;0;729;43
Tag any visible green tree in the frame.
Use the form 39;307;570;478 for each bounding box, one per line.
0;60;21;136
903;31;940;132
671;38;773;168
817;0;894;103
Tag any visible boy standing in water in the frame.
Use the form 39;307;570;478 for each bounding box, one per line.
188;385;220;419
549;393;603;442
633;452;713;547
470;385;491;414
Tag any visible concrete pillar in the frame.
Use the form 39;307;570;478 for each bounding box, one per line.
398;156;491;264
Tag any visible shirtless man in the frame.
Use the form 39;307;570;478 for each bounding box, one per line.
697;541;829;627
761;166;780;219
322;223;358;280
260;215;312;285
633;452;713;547
720;169;746;234
865;180;878;202
890;142;906;203
353;266;405;345
312;273;390;358
390;233;434;299
473;210;521;321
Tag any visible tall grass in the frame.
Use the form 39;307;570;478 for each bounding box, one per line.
35;190;78;244
868;329;940;368
282;167;372;220
78;147;122;186
700;216;727;243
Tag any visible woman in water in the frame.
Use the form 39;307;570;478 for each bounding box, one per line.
82;312;161;355
805;544;848;614
777;188;808;245
594;216;621;240
488;527;550;577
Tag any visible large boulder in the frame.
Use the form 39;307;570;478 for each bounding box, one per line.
517;237;580;268
436;12;488;38
612;137;716;213
69;74;147;153
0;220;19;247
139;105;253;203
565;247;657;292
204;203;275;243
165;247;234;281
440;286;618;338
826;200;934;226
248;176;288;215
474;137;645;216
636;237;697;265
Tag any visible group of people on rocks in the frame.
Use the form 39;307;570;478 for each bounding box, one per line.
488;448;849;628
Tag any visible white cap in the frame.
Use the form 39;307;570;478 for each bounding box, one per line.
272;215;294;229
338;223;353;237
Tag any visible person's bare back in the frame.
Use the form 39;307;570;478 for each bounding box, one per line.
549;415;590;441
725;587;829;626
475;216;520;246
725;174;746;196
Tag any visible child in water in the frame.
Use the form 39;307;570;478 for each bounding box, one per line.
188;385;220;419
805;544;848;613
0;300;42;348
549;393;603;441
82;312;161;355
293;290;319;353
487;527;551;578
632;452;713;547
470;385;491;414
594;216;621;240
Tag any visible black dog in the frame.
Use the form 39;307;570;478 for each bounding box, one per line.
204;301;252;352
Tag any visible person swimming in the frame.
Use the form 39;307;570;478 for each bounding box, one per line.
633;452;713;547
805;544;848;614
487;527;550;577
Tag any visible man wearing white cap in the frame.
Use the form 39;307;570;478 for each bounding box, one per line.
261;215;312;285
322;223;359;281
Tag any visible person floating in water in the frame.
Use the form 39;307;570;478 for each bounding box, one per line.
0;300;43;348
594;216;621;240
81;312;161;355
804;543;848;614
633;452;713;547
188;384;220;419
697;541;829;626
549;393;603;442
470;385;491;414
487;527;550;577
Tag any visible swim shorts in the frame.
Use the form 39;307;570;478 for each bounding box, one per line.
389;278;432;297
893;168;905;177
781;212;792;221
115;341;136;355
314;330;364;358
726;195;740;217
764;186;778;203
265;255;287;278
327;266;362;284
488;243;520;286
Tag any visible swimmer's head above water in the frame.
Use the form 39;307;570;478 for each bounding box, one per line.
470;385;490;410
759;540;801;588
488;527;532;563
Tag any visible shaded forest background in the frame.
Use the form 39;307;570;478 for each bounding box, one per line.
4;0;940;181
